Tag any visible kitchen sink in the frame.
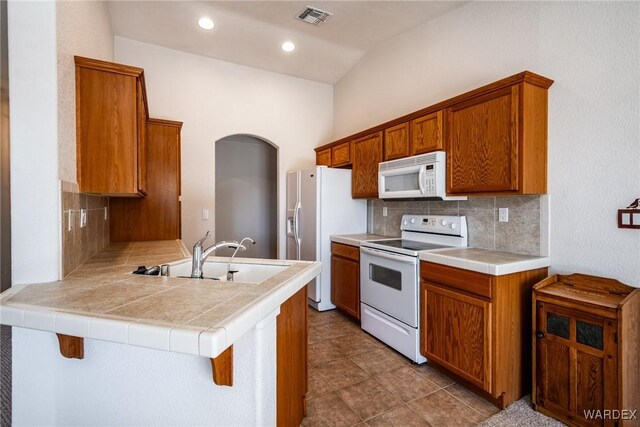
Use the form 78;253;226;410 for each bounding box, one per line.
166;260;288;283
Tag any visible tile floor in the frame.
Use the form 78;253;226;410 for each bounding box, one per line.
303;309;500;426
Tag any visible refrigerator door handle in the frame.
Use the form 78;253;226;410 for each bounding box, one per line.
293;201;301;259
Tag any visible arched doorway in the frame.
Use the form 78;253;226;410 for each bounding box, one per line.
215;134;277;259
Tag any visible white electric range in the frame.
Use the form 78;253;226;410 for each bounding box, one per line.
360;214;468;363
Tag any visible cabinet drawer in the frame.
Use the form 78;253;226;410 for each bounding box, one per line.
331;242;359;261
331;142;351;166
421;262;492;299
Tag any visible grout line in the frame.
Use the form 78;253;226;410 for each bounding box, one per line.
440;384;491;419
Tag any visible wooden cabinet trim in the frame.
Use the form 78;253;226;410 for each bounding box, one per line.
56;334;84;359
210;346;233;386
314;71;552;153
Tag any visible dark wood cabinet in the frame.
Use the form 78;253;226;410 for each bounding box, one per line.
384;122;409;160
421;261;548;409
277;286;308;427
411;111;443;155
352;132;383;198
109;119;182;242
331;242;360;320
75;56;148;196
533;274;640;427
446;78;551;195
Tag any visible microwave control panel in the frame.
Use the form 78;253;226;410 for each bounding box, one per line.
423;165;436;195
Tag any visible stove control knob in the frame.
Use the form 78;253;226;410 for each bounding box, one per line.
403;220;408;226
441;220;448;226
450;223;457;230
410;218;416;224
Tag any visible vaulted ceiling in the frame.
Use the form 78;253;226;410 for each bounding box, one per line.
108;1;467;83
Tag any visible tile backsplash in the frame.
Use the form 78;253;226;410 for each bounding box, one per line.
61;181;110;276
369;196;544;256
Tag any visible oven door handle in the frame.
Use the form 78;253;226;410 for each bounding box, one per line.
361;247;418;265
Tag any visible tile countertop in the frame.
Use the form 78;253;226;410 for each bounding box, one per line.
330;233;391;247
0;240;321;359
420;247;550;276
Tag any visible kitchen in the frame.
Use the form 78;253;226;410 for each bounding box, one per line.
1;1;639;426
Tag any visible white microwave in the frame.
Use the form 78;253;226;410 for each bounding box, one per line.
378;151;466;200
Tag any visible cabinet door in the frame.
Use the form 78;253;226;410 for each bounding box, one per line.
535;302;618;427
316;148;331;166
447;86;519;194
331;142;351;167
422;283;492;392
331;255;360;320
384;122;409;160
352;132;383;198
411;111;443;155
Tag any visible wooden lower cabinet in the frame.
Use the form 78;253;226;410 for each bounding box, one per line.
422;283;492;391
420;262;548;408
533;274;640;427
331;242;360;320
277;286;308;427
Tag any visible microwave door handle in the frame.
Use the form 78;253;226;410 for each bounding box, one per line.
418;167;427;195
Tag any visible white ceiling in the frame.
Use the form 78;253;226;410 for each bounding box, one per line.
108;1;467;84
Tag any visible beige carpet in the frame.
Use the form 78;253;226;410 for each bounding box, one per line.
478;396;566;427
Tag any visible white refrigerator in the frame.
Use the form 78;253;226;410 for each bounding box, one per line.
286;166;367;311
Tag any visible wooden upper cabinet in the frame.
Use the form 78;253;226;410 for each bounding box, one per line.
75;56;149;196
352;132;383;198
331;141;351;167
383;122;409;160
109;119;183;242
446;78;551;195
316;148;331;166
411;111;443;155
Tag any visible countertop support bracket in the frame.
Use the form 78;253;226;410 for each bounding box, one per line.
210;345;233;386
56;333;84;359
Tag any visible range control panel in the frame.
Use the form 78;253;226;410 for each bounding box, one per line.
400;214;467;236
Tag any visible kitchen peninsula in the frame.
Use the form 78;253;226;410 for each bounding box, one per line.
0;240;320;426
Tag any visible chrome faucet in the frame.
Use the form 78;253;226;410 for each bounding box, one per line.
226;237;256;281
191;231;248;279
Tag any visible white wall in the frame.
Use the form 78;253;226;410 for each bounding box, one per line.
334;1;640;286
8;0;60;284
57;0;114;183
114;37;333;256
12;316;277;426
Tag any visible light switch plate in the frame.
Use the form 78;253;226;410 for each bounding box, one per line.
80;209;87;228
499;208;509;222
67;210;73;232
202;210;209;220
383;207;388;217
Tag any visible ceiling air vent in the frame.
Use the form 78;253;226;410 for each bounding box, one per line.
297;6;333;25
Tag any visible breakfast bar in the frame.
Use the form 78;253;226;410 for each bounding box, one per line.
0;240;321;425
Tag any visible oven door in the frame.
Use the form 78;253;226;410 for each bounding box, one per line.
378;164;431;199
360;247;419;327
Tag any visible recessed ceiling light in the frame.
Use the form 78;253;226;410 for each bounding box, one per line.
198;17;214;30
281;41;296;52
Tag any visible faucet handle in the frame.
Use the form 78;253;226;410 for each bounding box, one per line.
195;230;212;247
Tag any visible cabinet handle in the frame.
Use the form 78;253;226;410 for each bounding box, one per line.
536;332;545;339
